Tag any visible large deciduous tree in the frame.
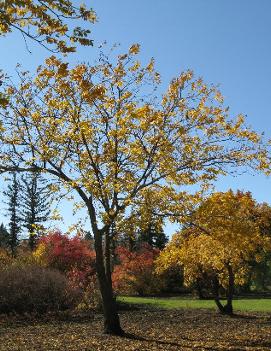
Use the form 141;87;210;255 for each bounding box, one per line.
0;0;96;53
156;191;271;314
0;46;270;334
248;202;271;291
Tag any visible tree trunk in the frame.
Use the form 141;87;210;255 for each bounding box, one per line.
212;275;225;313
110;223;118;269
223;265;234;315
104;227;112;286
212;268;234;315
29;229;36;251
93;226;123;335
195;278;204;299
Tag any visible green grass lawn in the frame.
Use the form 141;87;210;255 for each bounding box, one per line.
118;296;271;312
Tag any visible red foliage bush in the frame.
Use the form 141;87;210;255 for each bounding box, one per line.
34;231;97;306
112;244;164;296
36;231;96;273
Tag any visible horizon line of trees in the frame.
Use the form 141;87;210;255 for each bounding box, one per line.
0;170;169;256
0;171;52;255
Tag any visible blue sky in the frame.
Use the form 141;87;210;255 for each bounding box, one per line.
0;0;271;234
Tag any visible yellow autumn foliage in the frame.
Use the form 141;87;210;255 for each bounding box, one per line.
157;191;271;289
0;0;96;53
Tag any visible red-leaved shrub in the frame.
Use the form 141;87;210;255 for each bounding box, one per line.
34;231;97;307
112;244;164;296
35;231;95;273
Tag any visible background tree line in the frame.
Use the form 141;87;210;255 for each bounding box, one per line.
0;171;51;255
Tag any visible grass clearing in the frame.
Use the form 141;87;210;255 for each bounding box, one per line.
118;296;271;312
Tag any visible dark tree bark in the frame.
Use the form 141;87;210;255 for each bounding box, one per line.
110;223;118;269
104;226;112;286
212;267;234;315
195;278;205;299
212;275;225;313
223;265;234;315
86;200;123;336
94;229;123;335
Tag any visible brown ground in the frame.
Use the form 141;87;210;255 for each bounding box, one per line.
1;308;271;351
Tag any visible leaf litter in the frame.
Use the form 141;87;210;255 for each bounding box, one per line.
0;308;270;351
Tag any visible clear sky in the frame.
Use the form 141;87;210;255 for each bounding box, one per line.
0;0;271;234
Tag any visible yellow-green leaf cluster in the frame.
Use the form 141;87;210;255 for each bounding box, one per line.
0;0;96;53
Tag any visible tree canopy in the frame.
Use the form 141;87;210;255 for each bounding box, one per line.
156;190;271;313
0;0;96;53
0;47;269;224
0;45;270;333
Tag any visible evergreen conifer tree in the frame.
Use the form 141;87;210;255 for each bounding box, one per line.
138;221;168;249
3;172;21;256
0;223;10;249
20;172;51;250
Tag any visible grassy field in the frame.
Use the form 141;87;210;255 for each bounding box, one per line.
118;296;271;312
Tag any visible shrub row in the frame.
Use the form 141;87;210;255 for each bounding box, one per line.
0;265;81;314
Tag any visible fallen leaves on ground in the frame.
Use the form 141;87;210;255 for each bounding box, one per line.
0;308;271;351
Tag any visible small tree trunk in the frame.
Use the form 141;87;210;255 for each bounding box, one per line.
212;275;225;313
93;226;123;335
212;268;234;315
29;229;37;251
195;278;204;299
223;265;234;315
128;235;136;252
10;225;18;258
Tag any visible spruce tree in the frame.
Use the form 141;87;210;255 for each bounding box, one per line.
138;221;168;249
0;223;10;249
20;172;51;250
3;172;21;256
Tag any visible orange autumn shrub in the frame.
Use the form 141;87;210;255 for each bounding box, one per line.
112;244;165;296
